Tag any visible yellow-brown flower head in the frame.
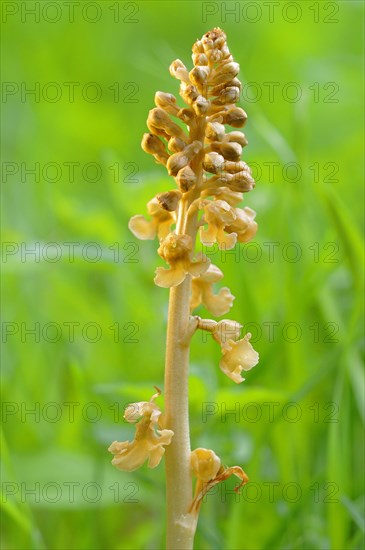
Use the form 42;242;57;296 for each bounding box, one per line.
138;27;256;203
132;27;258;311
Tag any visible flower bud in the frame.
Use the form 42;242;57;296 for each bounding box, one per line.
220;45;231;59
209;77;241;97
175;165;197;192
156;190;182;211
180;83;199;106
211;86;240;105
203;152;224;174
223;160;250;173
205;122;225;141
213;173;232;186
189;66;209;87
166;141;202;176
210;141;242;161
227;170;255;192
141;133;169;164
229;77;242;90
211;62;240;85
154;91;179;115
169;59;189;82
221;107;247;128
207;49;223;64
192;53;208;66
201;36;214;51
225;131;248;147
147;123;170;140
213;34;226;49
167;154;188;177
168;136;187;153
192;40;204;54
147;108;187;140
205;27;226;42
193;96;210;115
148;108;169;127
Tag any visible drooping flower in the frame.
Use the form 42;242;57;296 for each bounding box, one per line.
108;388;173;472
190;264;234;316
219;333;259;383
128;197;175;240
225;206;258;243
155;232;210;288
189;448;249;514
200;199;237;249
195;316;259;382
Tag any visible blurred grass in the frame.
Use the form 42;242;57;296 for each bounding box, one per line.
1;1;364;549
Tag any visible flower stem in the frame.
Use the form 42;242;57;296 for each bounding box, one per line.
164;276;195;549
164;117;206;550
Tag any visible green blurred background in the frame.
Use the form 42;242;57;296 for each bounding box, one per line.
1;1;364;549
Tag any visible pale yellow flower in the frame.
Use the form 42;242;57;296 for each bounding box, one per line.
225;206;257;243
155;233;209;288
220;333;259;383
128;197;175;240
200;199;237;249
108;389;173;472
190;264;234;316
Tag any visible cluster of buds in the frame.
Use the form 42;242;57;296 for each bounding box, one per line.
111;28;260;521
129;27;258;293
